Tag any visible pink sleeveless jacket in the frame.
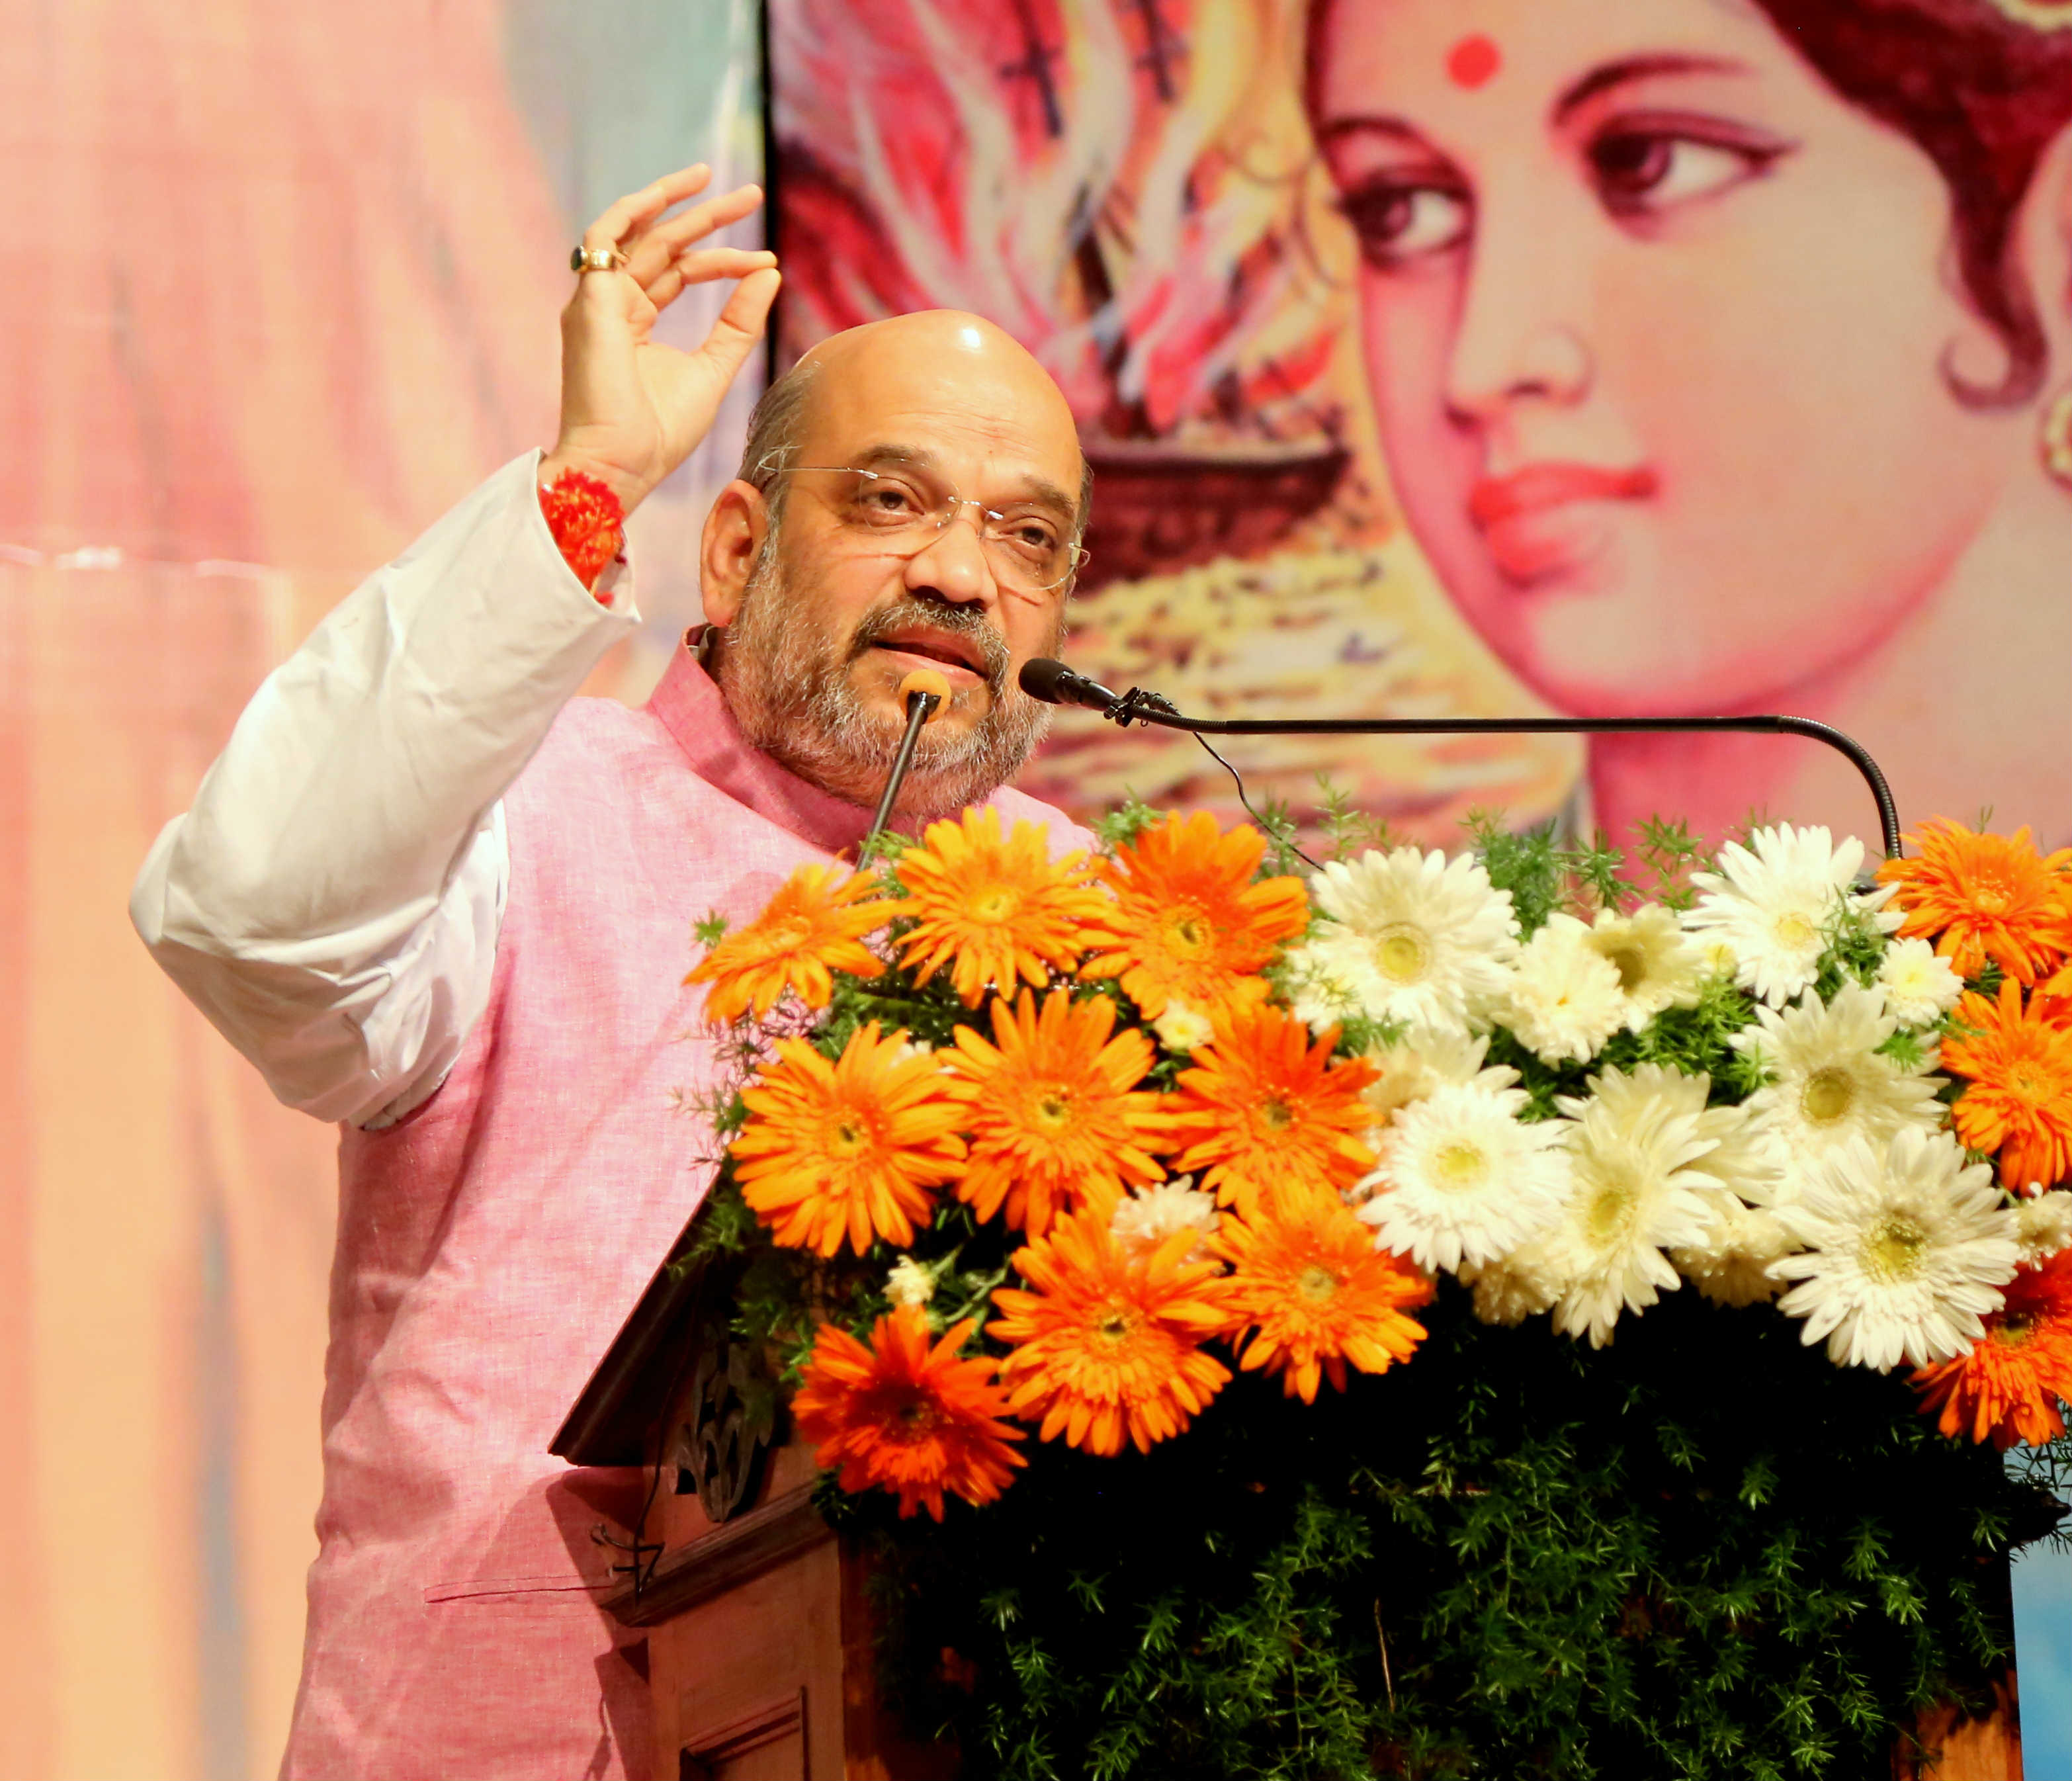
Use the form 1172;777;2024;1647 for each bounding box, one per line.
282;642;1092;1780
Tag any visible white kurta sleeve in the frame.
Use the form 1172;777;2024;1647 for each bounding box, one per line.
130;451;640;1127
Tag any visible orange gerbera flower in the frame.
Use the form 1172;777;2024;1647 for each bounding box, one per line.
941;988;1168;1237
1081;810;1311;1022
793;1307;1025;1519
1217;1188;1434;1403
1158;1002;1377;1215
1878;818;2072;985
685;863;888;1021
1944;980;2072;1192
890;807;1109;1006
732;1022;966;1256
990;1207;1231;1454
1912;1250;2072;1450
2038;959;2072;1025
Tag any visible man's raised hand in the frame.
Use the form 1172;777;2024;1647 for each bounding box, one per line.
541;165;781;517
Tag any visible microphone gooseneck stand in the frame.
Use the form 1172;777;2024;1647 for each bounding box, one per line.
1017;658;1903;859
863;668;951;855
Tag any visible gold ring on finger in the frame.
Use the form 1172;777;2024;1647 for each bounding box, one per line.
570;245;630;275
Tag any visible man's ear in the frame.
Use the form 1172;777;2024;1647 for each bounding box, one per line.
701;480;769;629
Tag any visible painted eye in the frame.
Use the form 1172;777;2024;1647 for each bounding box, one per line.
1340;182;1471;266
1588;131;1773;216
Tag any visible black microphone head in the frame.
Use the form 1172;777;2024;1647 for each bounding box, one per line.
1018;657;1076;705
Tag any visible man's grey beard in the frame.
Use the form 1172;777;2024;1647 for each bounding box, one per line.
712;554;1058;822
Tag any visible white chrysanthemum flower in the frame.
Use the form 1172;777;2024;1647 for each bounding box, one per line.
1581;904;1708;1032
1598;1063;1784;1206
1586;1073;1794;1300
885;1256;935;1309
1357;1028;1504;1126
1771;1127;2018;1371
1358;1080;1570;1274
2015;1190;2072;1264
1876;937;1965;1028
1502;914;1627;1064
1540;1064;1729;1346
1281;947;1365;1035
1151;998;1215;1054
1684;823;1898;1008
1348;1031;1515;1207
1691;1104;1786;1206
1694;935;1741;980
1459;1246;1563;1326
1110;1179;1221;1266
1299;847;1520;1033
1734;982;1945;1201
1671;1199;1800;1307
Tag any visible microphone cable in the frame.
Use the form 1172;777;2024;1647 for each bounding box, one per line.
1017;657;1325;868
1188;732;1322;873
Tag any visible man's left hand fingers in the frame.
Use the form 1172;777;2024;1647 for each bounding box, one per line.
621;185;765;282
642;247;777;301
583;164;715;256
693;267;783;384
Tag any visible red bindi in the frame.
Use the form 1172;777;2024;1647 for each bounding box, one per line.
1446;33;1501;89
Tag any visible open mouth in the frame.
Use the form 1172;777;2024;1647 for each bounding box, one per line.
866;629;992;682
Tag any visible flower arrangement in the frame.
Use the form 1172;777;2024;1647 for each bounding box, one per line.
677;804;2072;1776
687;808;2072;1487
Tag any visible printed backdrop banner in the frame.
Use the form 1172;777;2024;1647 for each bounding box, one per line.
0;1;759;1776
770;0;2072;854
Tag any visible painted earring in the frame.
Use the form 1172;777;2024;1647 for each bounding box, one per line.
2043;387;2072;492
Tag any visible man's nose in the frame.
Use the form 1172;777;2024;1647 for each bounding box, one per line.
903;510;995;605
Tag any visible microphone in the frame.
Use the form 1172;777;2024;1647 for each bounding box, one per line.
1018;657;1123;715
863;669;951;855
899;666;953;709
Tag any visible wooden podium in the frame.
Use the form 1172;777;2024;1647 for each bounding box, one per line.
553;1245;957;1780
555;1238;2026;1781
598;1436;950;1781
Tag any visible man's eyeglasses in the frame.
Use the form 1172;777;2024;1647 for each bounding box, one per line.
757;461;1087;594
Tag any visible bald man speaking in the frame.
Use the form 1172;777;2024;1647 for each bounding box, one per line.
130;169;1094;1780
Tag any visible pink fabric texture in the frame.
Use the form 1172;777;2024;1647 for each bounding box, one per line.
282;642;1092;1780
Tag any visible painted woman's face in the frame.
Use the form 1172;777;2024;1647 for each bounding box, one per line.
1314;0;2019;716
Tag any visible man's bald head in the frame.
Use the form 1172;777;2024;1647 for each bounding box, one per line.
801;308;1048;381
737;310;1090;533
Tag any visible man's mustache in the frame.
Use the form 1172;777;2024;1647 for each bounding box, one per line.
845;600;1011;694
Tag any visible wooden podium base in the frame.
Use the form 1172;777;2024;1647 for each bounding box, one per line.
1893;1677;2023;1781
604;1436;956;1781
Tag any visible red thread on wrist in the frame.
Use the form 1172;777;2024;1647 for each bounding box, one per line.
540;468;625;599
